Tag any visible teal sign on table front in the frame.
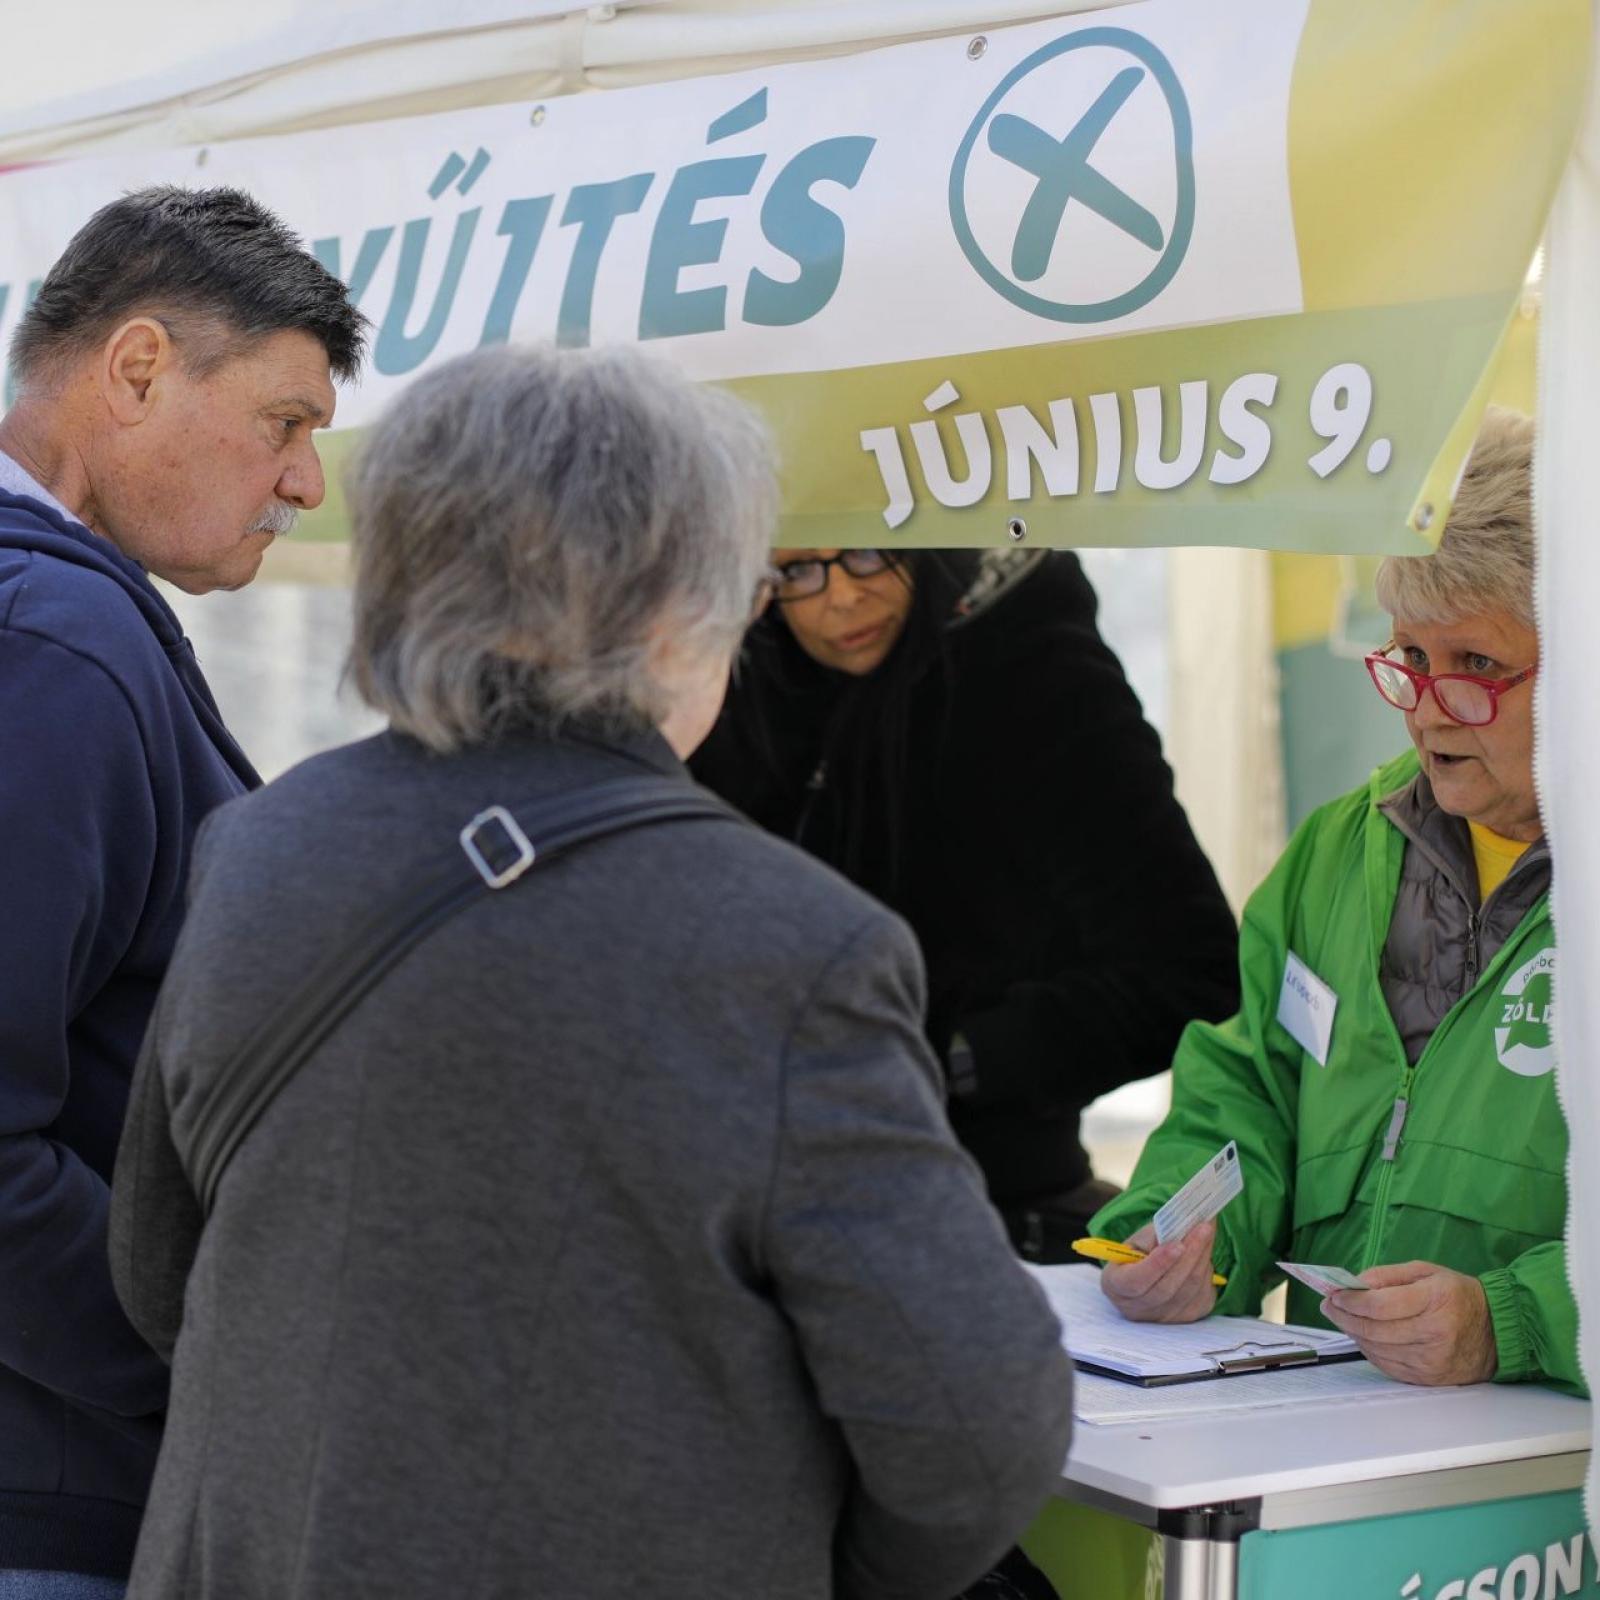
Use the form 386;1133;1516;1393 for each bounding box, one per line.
1239;1489;1598;1600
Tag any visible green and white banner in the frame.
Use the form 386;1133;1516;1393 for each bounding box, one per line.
0;0;1585;550
1239;1488;1600;1600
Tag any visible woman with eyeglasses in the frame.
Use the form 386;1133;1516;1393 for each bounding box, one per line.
691;543;1242;1262
1092;407;1581;1394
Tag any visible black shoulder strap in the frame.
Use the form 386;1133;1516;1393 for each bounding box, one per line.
189;777;738;1215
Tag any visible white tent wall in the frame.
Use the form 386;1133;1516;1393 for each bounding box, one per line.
1536;0;1600;1517
1168;547;1285;916
0;0;1137;161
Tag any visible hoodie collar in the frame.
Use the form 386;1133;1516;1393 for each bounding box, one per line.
0;449;74;524
0;483;187;652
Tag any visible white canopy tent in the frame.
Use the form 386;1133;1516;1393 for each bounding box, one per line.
1534;5;1600;1526
3;0;1593;1515
0;1;1142;158
0;0;1280;907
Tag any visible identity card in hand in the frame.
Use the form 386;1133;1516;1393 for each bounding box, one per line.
1152;1141;1243;1245
1278;1261;1369;1296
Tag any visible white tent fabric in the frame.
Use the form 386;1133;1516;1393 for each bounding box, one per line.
0;0;1134;161
1535;0;1600;1518
1167;548;1286;915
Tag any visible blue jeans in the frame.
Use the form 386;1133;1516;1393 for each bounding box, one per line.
0;1576;124;1599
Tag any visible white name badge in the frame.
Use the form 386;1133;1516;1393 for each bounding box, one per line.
1277;951;1338;1066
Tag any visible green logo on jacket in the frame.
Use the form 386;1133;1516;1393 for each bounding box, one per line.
1496;947;1556;1078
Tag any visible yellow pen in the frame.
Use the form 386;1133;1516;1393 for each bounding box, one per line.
1071;1236;1228;1288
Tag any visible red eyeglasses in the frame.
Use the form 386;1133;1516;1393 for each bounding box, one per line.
1364;651;1537;727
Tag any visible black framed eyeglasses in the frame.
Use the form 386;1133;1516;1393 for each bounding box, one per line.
772;549;895;603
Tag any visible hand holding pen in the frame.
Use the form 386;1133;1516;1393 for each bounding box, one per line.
1086;1221;1222;1324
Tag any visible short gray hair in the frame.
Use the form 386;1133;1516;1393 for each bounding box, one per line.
347;344;778;752
1375;407;1535;630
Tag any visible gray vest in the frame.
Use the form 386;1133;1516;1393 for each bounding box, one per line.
1378;774;1550;1064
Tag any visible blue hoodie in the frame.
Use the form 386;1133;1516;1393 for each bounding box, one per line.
0;487;258;1578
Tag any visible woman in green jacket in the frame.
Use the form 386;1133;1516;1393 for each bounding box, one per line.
1092;407;1579;1392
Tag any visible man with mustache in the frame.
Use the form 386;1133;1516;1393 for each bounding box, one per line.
0;186;364;1598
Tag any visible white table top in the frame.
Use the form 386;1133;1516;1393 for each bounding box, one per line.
1062;1377;1591;1510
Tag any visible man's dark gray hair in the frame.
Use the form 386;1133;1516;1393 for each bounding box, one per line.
10;185;366;389
347;344;778;752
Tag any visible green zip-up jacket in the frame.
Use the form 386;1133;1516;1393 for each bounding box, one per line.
1093;750;1578;1392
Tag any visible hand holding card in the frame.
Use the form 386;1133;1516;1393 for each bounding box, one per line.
1099;1220;1221;1324
1278;1260;1370;1297
1099;1143;1243;1325
1152;1141;1244;1245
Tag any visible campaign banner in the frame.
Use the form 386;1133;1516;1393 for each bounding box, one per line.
0;0;1585;551
1238;1487;1600;1600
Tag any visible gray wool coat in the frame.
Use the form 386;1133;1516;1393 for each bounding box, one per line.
109;724;1073;1600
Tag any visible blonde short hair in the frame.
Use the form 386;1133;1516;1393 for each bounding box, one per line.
1374;407;1534;630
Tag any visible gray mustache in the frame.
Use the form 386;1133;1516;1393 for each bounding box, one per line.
249;501;299;538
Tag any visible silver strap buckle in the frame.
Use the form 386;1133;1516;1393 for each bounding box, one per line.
460;805;536;889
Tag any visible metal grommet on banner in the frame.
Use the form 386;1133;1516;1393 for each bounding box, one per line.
529;104;547;127
1007;517;1027;543
967;35;988;60
1412;503;1436;533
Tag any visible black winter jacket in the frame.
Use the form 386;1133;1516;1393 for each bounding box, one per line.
692;551;1240;1210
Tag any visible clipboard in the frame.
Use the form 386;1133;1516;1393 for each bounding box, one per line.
1021;1262;1362;1387
1073;1337;1365;1388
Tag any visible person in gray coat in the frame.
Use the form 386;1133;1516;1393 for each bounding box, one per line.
108;344;1073;1600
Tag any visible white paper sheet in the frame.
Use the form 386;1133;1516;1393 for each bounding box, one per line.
1072;1360;1463;1425
1025;1262;1357;1380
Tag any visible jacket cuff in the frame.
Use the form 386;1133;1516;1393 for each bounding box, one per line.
1481;1266;1529;1383
1207;1224;1252;1316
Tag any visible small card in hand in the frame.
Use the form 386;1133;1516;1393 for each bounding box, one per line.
1278;1260;1369;1296
1152;1141;1243;1245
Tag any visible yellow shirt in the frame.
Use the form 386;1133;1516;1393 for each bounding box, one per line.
1469;821;1533;902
